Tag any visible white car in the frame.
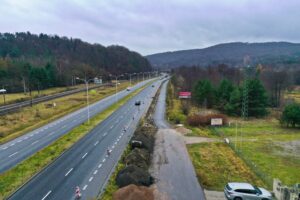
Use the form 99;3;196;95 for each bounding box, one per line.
224;182;272;200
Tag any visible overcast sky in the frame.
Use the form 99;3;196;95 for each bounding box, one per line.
0;0;299;55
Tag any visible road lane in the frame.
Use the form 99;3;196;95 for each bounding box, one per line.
0;79;154;173
8;78;164;200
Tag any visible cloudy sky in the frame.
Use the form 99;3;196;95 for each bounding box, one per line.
0;0;299;55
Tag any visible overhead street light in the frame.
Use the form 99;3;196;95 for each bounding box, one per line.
76;77;96;124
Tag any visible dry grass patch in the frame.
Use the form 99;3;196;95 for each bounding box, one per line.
187;142;265;191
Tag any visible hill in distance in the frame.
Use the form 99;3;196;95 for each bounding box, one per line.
0;32;151;91
146;42;300;68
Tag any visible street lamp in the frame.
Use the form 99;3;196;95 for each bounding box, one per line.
109;74;124;103
124;73;136;87
76;77;95;124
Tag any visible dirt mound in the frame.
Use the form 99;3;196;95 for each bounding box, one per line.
124;148;150;169
113;184;154;200
131;132;155;152
116;165;154;187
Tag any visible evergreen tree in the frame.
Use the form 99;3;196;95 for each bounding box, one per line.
216;79;235;110
225;87;242;116
281;103;300;127
245;78;269;117
193;79;215;108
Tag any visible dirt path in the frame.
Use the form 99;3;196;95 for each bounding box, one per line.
150;81;205;200
184;136;221;144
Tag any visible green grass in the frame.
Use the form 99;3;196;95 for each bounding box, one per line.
187;142;265;191
185;126;218;137
218;119;300;187
0;81;132;144
0;84;148;199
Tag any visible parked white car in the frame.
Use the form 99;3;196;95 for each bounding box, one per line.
224;182;272;200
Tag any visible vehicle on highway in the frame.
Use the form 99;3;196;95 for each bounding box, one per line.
224;182;272;200
75;186;81;199
135;100;141;106
126;87;131;91
152;85;155;87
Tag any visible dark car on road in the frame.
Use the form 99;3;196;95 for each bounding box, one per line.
135;100;141;106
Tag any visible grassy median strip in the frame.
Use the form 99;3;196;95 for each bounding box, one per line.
0;83;149;199
0;81;134;144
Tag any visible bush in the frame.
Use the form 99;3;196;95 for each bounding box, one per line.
187;113;228;126
280;103;300;128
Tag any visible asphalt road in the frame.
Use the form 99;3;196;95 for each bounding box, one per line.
7;78;164;200
151;80;206;200
0;79;154;173
0;83;110;115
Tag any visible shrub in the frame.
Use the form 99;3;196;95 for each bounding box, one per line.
187;113;228;126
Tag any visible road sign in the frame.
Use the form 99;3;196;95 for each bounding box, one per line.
179;91;191;99
211;118;223;126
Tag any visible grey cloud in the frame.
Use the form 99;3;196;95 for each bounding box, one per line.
0;0;299;55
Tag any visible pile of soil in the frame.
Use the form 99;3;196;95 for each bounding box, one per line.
113;184;154;200
116;165;153;187
124;148;150;169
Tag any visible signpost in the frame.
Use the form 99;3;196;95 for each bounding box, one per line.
0;88;6;105
211;118;223;126
179;91;191;99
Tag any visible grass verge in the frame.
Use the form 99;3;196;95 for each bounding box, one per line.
187;142;265;191
0;81;136;144
0;83;149;199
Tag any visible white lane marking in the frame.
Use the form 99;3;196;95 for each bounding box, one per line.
93;170;98;175
49;132;55;136
98;164;102;168
24;137;28;140
102;158;106;162
17;140;22;143
31;140;39;145
73;119;77;122
2;146;8;150
65;168;73;176
110;125;114;129
9;152;18;157
103;132;107;136
83;185;88;191
41;190;52;200
94;141;99;146
114;142;117;145
112;145;115;149
82;152;88;159
89;177;93;182
30;134;34;137
10;143;15;146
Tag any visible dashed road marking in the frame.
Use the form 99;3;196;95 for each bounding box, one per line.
65;168;73;176
10;143;15;147
2;147;8;150
94;141;99;146
103;132;107;136
93;170;98;175
82;153;88;159
98;164;102;168
31;140;39;145
112;145;115;149
89;177;93;182
110;125;114;129
49;132;55;136
83;185;88;190
102;158;106;162
9;152;18;158
41;190;51;200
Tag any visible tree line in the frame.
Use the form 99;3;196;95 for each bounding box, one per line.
0;32;152;92
171;64;300;125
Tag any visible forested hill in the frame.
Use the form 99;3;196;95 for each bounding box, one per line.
146;42;300;68
0;32;151;92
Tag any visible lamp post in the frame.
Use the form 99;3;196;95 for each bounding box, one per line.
125;73;136;87
76;77;95;124
109;74;124;103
